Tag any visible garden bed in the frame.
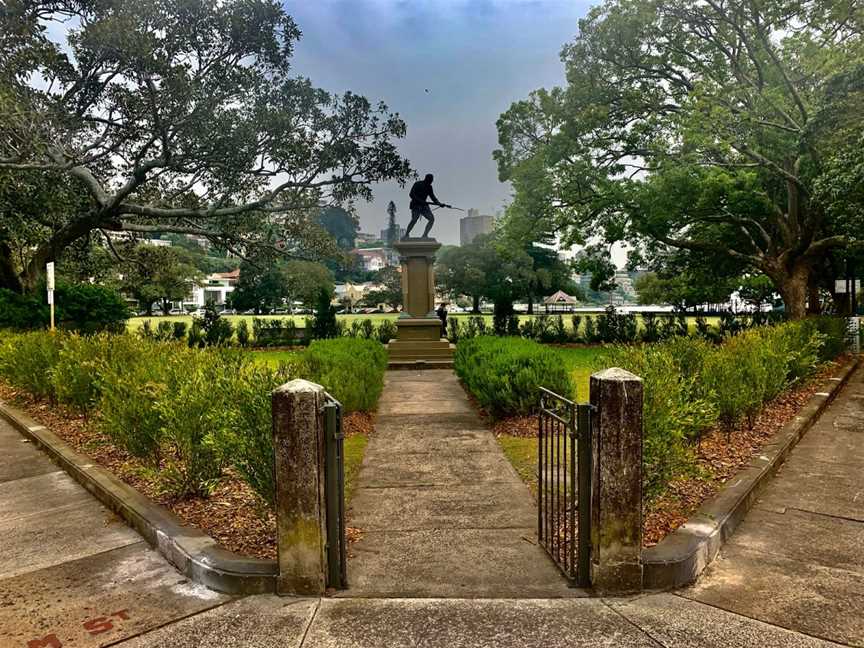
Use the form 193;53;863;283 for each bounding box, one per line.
0;380;373;560
491;358;845;547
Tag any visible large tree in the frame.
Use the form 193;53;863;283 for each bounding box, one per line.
496;0;864;318
119;244;202;315
0;0;411;293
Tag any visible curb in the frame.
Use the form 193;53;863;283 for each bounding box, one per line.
0;401;277;595
641;355;860;590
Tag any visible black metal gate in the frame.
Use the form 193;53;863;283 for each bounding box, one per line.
323;393;347;589
538;388;592;587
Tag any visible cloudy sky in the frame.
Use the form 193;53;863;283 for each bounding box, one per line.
284;0;593;245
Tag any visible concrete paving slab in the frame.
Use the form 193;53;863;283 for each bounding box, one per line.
379;382;469;403
116;595;317;648
0;447;60;483
683;545;864;646
345;528;574;598
384;370;456;383
754;464;864;522
0;542;230;648
349;483;536;531
0;470;93;523
793;427;864;467
727;506;864;573
304;598;655;647
612;593;841;647
380;398;475;416
363;428;498;455
0;500;140;579
356;449;522;487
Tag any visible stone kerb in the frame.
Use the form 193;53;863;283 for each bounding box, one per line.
272;379;328;595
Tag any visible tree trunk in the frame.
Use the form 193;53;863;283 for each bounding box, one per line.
0;240;23;293
807;283;822;315
527;294;534;315
472;294;480;314
774;264;810;320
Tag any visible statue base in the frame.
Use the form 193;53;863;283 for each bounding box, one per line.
387;238;454;368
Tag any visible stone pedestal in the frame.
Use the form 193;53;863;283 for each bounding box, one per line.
589;368;643;594
388;238;455;368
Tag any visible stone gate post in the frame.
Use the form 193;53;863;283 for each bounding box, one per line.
272;379;327;595
589;368;643;593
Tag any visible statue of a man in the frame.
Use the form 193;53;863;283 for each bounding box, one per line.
405;173;449;238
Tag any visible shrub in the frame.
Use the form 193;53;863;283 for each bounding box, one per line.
0;289;48;329
199;304;233;346
454;336;572;419
571;315;582;342
602;340;718;495
97;339;176;461
51;333;104;412
583;316;598;343
54;282;130;333
447;317;460;342
226;363;294;508
464;315;487;339
0;330;61;399
641;312;659;343
187;320;205;348
155;320;174;341
172;321;188;341
376;320;397;344
310;289;339;339
236;320;250;347
152;350;240;497
302;338;387;412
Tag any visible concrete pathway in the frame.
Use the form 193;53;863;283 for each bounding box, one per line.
0;416;231;648
683;364;864;646
344;369;574;597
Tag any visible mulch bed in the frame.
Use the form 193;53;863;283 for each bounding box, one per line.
492;358;846;548
0;382;370;561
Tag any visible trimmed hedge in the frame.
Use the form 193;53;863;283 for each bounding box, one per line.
601;317;846;496
0;283;129;333
0;331;386;504
454;336;573;419
302;337;388;412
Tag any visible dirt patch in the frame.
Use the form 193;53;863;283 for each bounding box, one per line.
492;358;846;547
0;382;371;561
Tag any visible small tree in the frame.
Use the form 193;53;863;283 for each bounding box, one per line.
310;289;339;339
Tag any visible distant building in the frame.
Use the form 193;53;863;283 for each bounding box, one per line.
459;209;495;246
380;226;406;243
355;232;381;245
353;248;389;272
188;269;239;307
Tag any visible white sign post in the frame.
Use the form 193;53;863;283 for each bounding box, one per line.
46;262;55;331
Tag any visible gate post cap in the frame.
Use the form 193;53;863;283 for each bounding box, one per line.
274;379;324;394
591;367;642;383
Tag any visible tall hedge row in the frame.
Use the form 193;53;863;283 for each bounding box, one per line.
0;331;385;505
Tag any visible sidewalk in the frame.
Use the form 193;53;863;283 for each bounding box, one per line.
0;415;231;647
343;369;573;597
683;364;864;646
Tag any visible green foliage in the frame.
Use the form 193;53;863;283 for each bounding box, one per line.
602;339;718;496
252;318;298;347
302;338;387;412
455;336;573;419
0;283;128;333
376;319;397;344
310;289;339;339
0;289;47;329
236;319;250;347
0;330;61;398
198;304;233;346
600;319;845;494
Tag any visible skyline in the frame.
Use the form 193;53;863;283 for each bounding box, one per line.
285;1;593;245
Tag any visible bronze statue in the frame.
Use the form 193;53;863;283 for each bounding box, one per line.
405;173;452;238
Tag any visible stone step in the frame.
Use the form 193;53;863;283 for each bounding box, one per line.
388;359;454;370
388;347;455;359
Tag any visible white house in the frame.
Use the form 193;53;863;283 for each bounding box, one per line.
186;269;239;307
